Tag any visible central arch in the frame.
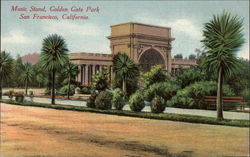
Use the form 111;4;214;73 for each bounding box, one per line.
138;48;165;71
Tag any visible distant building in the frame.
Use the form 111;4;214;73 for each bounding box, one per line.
69;22;197;86
22;53;40;64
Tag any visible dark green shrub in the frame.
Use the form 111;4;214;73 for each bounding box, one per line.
91;69;109;91
58;84;76;96
111;88;125;110
86;91;98;108
151;96;165;113
129;91;145;112
144;82;180;102
113;76;139;98
141;65;169;88
241;88;250;105
15;92;24;102
167;81;235;109
81;86;91;94
95;90;113;110
176;67;209;88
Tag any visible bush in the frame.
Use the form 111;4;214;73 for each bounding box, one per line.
129;91;145;112
58;84;76;96
241;88;249;105
141;65;169;88
81;86;91;94
144;82;180;102
95;90;113;110
86;91;98;108
113;76;139;98
167;81;235;109
91;69;109;91
176;67;209;88
151;96;165;113
14;91;24;102
111;88;126;110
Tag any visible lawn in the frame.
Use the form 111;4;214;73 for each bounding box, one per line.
1;103;249;157
1;99;249;127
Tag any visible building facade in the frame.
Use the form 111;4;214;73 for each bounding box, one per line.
69;22;197;86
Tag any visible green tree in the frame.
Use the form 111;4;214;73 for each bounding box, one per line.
188;54;196;60
40;34;69;104
0;51;13;99
113;53;139;95
64;61;79;99
13;54;24;87
21;63;34;95
141;65;168;88
91;67;109;91
174;54;183;59
201;11;245;120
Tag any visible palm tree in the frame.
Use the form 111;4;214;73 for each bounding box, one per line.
40;34;69;104
202;11;244;120
64;61;79;99
0;51;13;99
21;63;33;95
113;53;139;95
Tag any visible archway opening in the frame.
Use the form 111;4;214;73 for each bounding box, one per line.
139;48;165;71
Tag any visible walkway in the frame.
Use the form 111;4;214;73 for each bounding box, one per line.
2;96;249;120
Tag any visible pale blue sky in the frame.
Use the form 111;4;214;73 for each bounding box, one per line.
1;0;249;59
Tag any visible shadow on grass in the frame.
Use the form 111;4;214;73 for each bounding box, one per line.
1;99;249;128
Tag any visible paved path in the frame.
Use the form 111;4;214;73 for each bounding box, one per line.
2;96;249;120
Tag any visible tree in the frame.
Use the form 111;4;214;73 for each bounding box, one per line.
174;54;183;59
141;65;168;88
0;51;13;99
21;63;34;95
91;67;109;91
189;54;196;60
63;61;79;99
40;34;69;104
201;11;245;120
12;54;24;87
176;67;207;88
113;53;139;95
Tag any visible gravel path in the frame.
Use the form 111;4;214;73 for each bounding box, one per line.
2;96;249;120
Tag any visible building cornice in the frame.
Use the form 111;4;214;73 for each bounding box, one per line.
107;33;175;42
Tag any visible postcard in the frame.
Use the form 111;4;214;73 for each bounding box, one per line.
0;1;249;157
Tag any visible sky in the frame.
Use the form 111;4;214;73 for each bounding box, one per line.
1;0;249;59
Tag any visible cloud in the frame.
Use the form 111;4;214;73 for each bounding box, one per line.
238;45;249;59
42;21;102;37
133;16;202;39
1;30;33;44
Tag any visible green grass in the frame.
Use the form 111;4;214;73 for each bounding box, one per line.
1;99;249;128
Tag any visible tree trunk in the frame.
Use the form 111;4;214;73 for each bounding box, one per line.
25;79;28;95
51;70;55;104
0;75;2;99
67;75;71;99
122;75;126;95
216;68;223;120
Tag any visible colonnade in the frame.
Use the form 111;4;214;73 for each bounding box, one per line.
76;64;113;86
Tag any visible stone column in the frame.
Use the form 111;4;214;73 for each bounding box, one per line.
77;65;81;83
109;65;114;88
85;65;89;86
167;51;172;74
91;65;96;83
92;65;96;76
80;65;83;85
100;65;103;72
